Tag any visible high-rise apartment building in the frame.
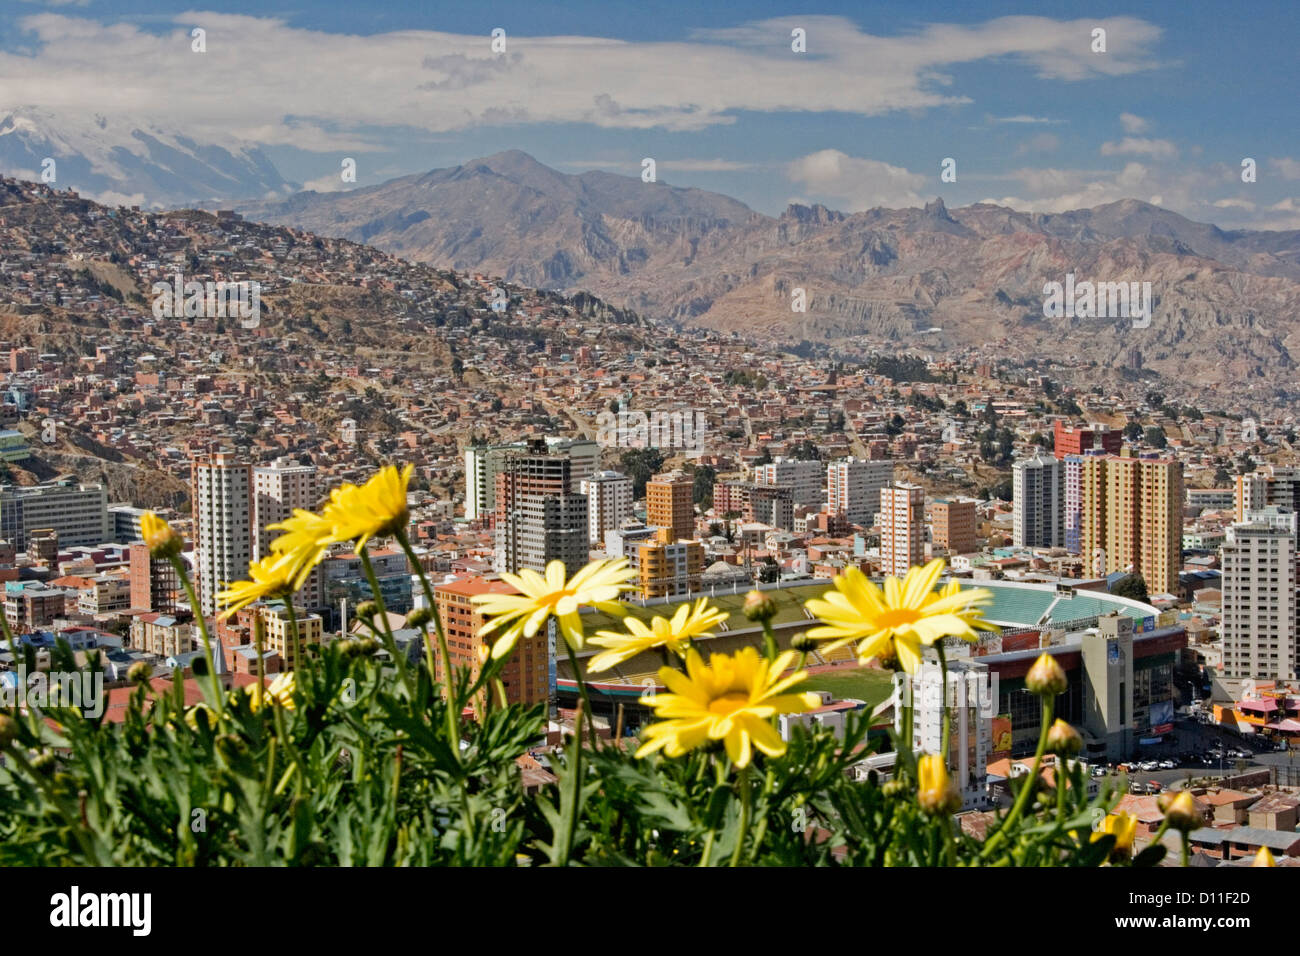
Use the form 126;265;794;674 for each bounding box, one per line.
1080;455;1183;594
192;452;252;617
1221;516;1299;681
754;457;825;509
1013;451;1063;549
464;436;598;520
493;442;588;578
646;470;695;543
880;482;924;577
827;458;894;526
253;458;325;610
0;481;109;548
931;498;978;555
581;471;634;544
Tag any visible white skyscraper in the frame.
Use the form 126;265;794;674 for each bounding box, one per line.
192;452;252;617
828;458;894;526
1221;515;1299;681
582;470;634;545
880;482;924;577
1013;451;1063;549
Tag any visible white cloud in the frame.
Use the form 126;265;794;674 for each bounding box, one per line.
1100;137;1177;159
1270;158;1300;180
0;12;1164;151
786;149;927;210
1119;112;1148;133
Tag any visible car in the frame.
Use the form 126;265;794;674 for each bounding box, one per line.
1129;782;1148;794
1160;760;1176;769
1139;761;1158;771
1091;766;1107;777
1147;780;1164;792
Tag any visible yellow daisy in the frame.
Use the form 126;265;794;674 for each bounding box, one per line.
803;559;993;674
320;463;413;552
215;552;313;620
140;511;183;559
472;558;635;659
1091;811;1138;861
586;598;728;674
635;647;822;768
267;507;334;575
245;671;297;712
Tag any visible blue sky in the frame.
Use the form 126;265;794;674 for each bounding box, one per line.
2;1;1298;226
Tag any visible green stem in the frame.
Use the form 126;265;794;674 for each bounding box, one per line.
746;767;776;866
981;695;1055;860
558;700;584;866
730;762;752;867
284;599;300;669
760;620;779;661
171;555;224;715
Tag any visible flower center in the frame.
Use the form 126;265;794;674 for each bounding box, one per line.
876;608;921;628
708;692;751;716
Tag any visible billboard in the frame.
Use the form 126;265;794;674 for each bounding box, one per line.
990;715;1013;759
1149;699;1175;728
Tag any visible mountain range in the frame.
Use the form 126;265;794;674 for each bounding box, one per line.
4;112;1300;398
240;150;1300;397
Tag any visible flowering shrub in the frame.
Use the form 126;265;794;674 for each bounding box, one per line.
0;466;1206;866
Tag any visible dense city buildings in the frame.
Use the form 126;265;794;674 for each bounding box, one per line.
634;528;704;599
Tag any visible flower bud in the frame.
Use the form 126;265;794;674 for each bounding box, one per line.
791;631;816;653
1025;652;1067;698
743;589;777;623
881;779;906;798
1091;812;1137;861
127;660;152;684
406;606;435;630
140;511;183;560
1045;718;1081;755
355;601;378;622
1252;846;1276;867
1161;791;1202;832
916;753;961;816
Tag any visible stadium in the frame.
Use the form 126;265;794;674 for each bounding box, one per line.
558;577;1189;761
